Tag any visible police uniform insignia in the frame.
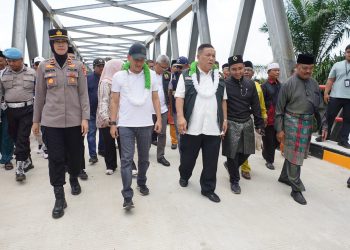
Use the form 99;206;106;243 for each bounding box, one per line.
233;56;237;61
56;30;62;36
48;78;54;85
164;72;170;80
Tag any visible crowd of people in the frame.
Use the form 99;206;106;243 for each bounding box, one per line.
0;28;349;219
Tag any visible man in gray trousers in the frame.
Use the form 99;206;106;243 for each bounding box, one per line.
110;43;162;210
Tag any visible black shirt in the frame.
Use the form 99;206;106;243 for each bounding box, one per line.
225;76;264;128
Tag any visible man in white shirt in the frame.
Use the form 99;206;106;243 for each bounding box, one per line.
175;44;227;203
152;55;171;166
110;43;162;210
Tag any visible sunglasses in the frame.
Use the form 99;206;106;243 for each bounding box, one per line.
175;65;183;69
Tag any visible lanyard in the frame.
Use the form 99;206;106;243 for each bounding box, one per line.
346;61;350;76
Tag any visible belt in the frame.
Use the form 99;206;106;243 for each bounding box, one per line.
6;100;33;108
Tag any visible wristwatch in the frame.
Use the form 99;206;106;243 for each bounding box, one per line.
109;121;117;126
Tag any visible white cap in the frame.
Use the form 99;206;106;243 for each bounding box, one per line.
267;62;280;71
34;56;45;63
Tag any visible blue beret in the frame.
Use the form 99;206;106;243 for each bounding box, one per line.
3;48;23;60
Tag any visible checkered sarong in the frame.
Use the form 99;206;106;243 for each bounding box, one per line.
283;113;313;166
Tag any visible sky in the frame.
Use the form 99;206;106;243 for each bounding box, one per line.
0;0;349;67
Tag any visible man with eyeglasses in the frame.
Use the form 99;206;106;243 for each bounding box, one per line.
152;55;171;166
0;48;35;182
275;54;326;205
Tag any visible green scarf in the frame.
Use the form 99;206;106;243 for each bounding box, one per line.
189;61;218;76
122;61;151;89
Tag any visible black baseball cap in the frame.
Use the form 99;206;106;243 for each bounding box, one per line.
93;58;105;66
128;43;147;60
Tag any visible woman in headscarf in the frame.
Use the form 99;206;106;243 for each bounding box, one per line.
97;59;123;175
32;29;89;219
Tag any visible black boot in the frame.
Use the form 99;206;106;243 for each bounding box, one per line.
70;177;81;195
52;186;67;219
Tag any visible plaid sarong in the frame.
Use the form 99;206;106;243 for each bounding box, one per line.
283;113;313;166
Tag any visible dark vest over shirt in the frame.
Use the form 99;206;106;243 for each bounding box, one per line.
182;68;225;130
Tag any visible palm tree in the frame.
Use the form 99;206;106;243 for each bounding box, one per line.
260;0;350;64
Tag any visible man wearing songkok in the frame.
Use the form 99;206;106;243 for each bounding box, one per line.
261;62;282;170
175;44;227;203
221;63;230;79
237;60;267;180
275;54;327;205
222;55;264;194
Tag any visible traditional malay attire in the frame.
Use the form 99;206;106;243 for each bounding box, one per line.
222;55;264;194
275;54;324;205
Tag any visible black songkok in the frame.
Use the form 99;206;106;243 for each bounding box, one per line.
222;63;229;70
171;59;177;66
297;54;315;65
228;55;243;67
0;50;4;58
67;46;74;54
244;61;253;68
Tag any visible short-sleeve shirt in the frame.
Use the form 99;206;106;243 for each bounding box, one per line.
175;68;227;136
111;69;158;127
328;60;350;99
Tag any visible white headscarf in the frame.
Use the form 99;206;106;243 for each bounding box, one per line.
99;59;124;84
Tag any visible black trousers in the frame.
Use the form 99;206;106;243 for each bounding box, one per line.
279;159;305;192
179;134;221;194
43;126;84;186
100;127;120;170
262;125;278;163
227;153;250;184
326;97;350;143
6;105;33;161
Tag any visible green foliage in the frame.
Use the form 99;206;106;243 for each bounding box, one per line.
313;52;344;84
260;0;350;64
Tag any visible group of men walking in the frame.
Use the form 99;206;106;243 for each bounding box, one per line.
0;27;349;218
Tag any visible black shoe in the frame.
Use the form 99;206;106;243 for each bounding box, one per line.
291;191;307;205
265;162;275;170
79;170;88;180
138;185;149;196
157;157;170;167
231;183;241;194
52;186;67;219
123;198;134;210
70;178;81;195
338;141;350;149
278;177;291;186
24;164;34;173
89;156;98;164
151;140;158;146
15;173;26;182
347;177;350;188
179;178;188;187
224;161;228;171
98;151;105;157
201;192;221;203
171;144;177;150
4;162;13;170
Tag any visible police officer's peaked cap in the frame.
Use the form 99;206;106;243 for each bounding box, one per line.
49;29;68;41
3;48;23;60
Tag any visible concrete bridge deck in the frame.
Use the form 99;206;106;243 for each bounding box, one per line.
1;136;350;250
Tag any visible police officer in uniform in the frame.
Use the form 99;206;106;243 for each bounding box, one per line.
0;48;35;182
32;29;90;219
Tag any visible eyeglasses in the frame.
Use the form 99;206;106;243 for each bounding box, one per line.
175;65;183;69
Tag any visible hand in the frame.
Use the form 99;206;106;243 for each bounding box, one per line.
81;120;88;136
321;129;328;141
177;116;187;134
154;119;162;134
32;122;40;136
264;119;268;127
221;120;228;138
276;131;285;143
110;125;118;138
324;93;330;104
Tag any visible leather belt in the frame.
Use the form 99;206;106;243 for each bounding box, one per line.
7;100;33;108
